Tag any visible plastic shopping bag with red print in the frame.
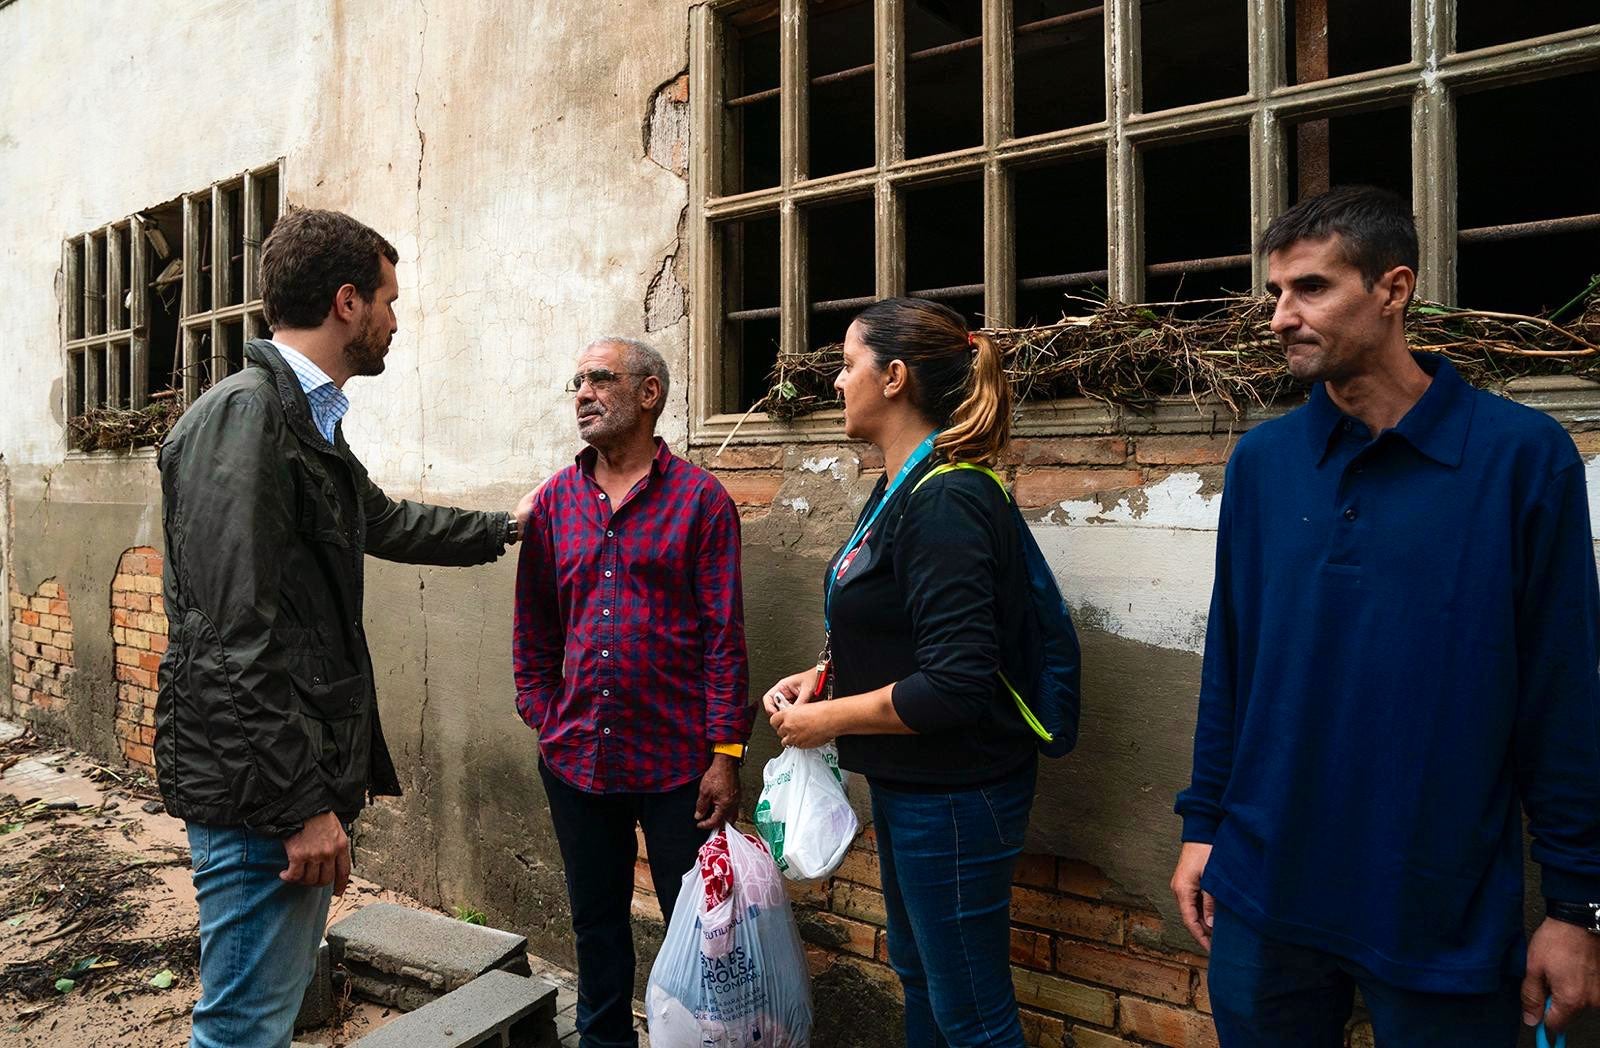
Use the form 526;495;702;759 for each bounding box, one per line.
645;826;813;1047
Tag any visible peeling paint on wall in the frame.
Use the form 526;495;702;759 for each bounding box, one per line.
1054;471;1223;531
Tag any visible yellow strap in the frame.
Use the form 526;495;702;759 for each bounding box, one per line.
713;742;746;759
910;462;1051;743
911;461;1012;501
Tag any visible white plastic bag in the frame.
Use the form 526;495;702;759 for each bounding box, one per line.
645;826;813;1047
753;742;859;881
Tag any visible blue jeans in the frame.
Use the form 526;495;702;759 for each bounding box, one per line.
1208;902;1521;1047
187;823;333;1048
870;759;1036;1048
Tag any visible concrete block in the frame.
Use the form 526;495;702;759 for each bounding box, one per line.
295;939;334;1031
328;903;531;1011
348;970;559;1048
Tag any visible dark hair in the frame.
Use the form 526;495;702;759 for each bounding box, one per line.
260;208;400;330
1259;185;1418;289
854;297;1011;465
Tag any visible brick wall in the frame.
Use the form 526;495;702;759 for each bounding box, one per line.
703;434;1235;516
111;547;166;773
7;577;74;716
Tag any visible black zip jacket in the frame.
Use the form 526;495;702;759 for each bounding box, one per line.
155;340;511;835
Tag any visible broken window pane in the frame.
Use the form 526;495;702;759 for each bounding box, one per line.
223;182;245;307
187;325;214;396
111;224;131;333
809;0;875;178
144;200;184;396
1456;70;1600;314
1140;0;1247;113
1285;0;1409;84
806;195;875;350
723;6;781;193
89;346;108;411
906;177;985;327
1286;104;1411;205
1456;1;1598;53
257;167;282;255
86;232;107;337
67;238;84;341
1014;0;1106;138
222;320;245;377
1143;134;1251;305
68;351;86;418
720;213;781;412
192;195;213;314
113;341;132;410
907;0;983;159
1014;154;1109;325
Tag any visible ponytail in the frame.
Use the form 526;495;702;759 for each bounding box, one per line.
937;331;1011;465
854;297;1013;467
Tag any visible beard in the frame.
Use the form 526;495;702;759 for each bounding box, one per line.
577;402;639;447
343;315;390;377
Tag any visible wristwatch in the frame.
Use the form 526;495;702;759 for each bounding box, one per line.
1546;900;1600;933
505;515;522;545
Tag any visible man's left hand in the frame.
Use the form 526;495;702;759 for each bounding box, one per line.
695;753;741;830
1521;917;1600;1033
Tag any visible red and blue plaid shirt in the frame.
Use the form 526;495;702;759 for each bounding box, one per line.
513;438;752;793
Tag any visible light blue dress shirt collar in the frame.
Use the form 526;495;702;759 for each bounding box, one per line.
269;339;350;444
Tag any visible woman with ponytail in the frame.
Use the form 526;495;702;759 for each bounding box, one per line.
763;297;1037;1046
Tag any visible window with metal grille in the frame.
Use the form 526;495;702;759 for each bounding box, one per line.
689;0;1600;438
62;162;283;445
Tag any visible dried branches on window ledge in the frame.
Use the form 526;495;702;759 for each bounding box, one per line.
67;391;184;453
761;283;1600;422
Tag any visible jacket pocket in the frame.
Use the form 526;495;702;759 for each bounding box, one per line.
297;673;366;721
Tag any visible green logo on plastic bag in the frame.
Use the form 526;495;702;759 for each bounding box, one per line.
752;798;788;870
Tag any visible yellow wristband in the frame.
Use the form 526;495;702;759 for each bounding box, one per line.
713;743;746;760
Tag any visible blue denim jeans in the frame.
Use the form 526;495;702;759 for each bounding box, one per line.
186;823;333;1048
870;759;1036;1048
1207;902;1521;1047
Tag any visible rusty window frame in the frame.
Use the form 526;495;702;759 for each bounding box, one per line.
62;161;283;445
691;1;1599;444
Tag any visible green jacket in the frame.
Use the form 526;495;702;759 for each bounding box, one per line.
155;339;511;835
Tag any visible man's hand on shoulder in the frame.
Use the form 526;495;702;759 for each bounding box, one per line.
281;810;351;895
695;753;741;830
1522;916;1600;1033
510;486;539;542
1169;841;1215;951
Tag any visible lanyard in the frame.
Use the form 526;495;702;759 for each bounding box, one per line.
823;430;940;632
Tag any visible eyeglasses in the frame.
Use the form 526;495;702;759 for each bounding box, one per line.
565;368;649;393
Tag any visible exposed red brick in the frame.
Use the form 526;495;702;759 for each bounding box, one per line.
124;743;155;767
1058;859;1112;899
1011;928;1053;971
1019;438;1130;467
1014;469;1143;509
1014;853;1057;889
857;446;885;471
1057;941;1193;1004
1011;886;1125;944
809;911;878;958
1019;1007;1066;1047
1071;1027;1136;1048
832;881;887;927
1012;967;1116;1026
831;845;880;887
1118;997;1219;1048
716;471;784;507
1133;435;1234;466
705;446;784;470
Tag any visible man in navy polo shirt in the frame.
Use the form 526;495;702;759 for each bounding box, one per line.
1172;186;1600;1044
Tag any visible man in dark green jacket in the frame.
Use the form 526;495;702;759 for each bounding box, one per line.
157;208;533;1048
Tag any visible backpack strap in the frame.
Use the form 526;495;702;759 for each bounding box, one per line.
910;461;1011;502
905;461;1053;744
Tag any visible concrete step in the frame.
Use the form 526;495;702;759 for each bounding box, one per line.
347;970;559;1048
328;903;531;1011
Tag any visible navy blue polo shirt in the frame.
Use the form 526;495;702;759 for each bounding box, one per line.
1176;354;1600;992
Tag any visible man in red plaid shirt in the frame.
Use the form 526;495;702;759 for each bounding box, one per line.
513;336;752;1048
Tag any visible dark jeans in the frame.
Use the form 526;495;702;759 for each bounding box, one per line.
871;759;1036;1048
540;761;705;1048
1208;902;1522;1047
